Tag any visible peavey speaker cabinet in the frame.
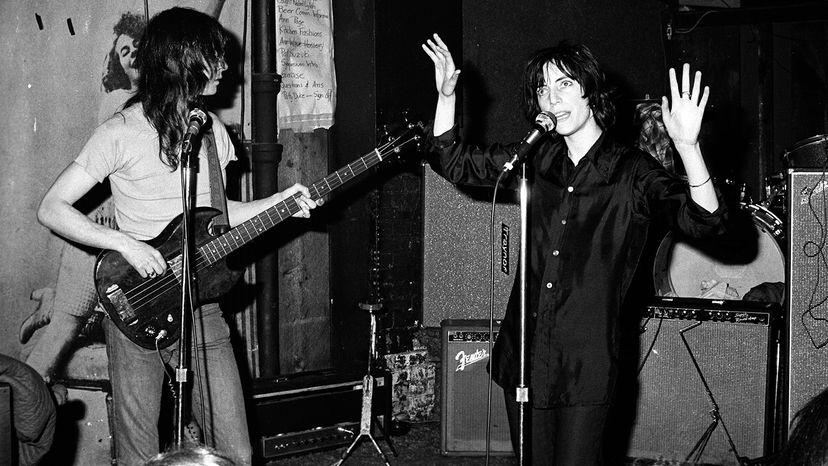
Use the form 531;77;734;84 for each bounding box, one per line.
626;297;781;465
441;319;513;456
423;165;520;327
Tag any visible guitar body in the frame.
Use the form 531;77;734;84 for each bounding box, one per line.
95;207;243;350
94;119;423;350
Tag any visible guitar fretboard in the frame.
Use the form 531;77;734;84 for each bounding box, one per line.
194;124;420;268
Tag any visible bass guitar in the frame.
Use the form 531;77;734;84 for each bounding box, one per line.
95;120;423;350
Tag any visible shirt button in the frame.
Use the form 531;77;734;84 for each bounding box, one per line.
561;219;567;225
546;282;553;289
552;250;560;256
532;312;538;317
567;186;574;192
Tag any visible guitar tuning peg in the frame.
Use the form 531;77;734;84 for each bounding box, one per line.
378;124;391;141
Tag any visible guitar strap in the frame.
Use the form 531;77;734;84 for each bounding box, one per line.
204;131;230;235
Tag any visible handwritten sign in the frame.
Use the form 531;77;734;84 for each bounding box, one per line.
275;0;335;132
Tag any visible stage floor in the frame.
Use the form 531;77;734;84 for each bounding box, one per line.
263;421;739;466
268;421;515;466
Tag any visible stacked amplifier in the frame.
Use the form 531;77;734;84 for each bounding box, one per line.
252;370;391;460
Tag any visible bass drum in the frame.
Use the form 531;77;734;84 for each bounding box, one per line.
652;204;785;299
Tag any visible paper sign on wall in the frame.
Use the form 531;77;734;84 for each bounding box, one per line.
275;0;335;132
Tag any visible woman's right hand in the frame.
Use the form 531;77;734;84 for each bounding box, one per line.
422;33;461;98
120;239;167;279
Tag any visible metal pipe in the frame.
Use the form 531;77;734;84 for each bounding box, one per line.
251;0;282;377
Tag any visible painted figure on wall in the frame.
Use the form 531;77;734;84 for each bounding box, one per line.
19;11;148;405
99;11;146;122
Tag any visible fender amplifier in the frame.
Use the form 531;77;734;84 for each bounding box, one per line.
625;297;781;465
441;319;513;456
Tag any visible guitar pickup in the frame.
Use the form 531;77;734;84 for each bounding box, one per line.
105;284;137;325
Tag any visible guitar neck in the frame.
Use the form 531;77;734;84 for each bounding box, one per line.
200;148;385;264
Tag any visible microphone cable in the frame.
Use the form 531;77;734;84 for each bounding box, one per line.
484;169;511;465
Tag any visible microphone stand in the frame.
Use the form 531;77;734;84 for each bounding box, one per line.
498;113;552;464
515;163;530;466
173;137;200;446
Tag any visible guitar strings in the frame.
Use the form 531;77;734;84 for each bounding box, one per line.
116;131;420;325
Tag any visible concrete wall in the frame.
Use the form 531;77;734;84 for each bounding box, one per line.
0;0;247;358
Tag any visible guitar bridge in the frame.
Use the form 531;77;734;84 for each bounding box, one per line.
105;284;137;325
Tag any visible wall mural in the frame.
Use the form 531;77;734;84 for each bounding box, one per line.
1;0;241;398
18;10;145;404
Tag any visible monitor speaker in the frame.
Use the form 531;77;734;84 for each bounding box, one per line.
422;164;520;327
786;169;828;434
625;297;780;465
441;319;513;456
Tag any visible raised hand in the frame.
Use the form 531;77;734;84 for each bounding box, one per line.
661;63;709;147
422;33;461;98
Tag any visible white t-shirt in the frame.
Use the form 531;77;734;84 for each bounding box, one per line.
75;104;236;241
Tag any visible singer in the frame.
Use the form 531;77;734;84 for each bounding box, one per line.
36;8;318;466
422;35;726;465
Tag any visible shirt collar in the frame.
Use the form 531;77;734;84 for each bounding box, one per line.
580;131;620;182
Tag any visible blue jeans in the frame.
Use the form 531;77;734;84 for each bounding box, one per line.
104;303;251;466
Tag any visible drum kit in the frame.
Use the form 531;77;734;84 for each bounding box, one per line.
653;134;828;300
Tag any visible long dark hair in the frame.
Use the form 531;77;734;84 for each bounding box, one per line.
778;387;828;466
522;41;615;130
122;7;228;170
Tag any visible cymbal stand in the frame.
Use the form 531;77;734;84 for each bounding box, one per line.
334;302;397;466
680;321;746;466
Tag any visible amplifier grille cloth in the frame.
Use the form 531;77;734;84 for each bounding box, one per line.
787;170;828;431
629;316;770;465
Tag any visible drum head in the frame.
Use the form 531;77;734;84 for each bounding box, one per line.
784;134;828;168
653;208;785;299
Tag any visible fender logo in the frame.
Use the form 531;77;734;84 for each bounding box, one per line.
455;349;489;372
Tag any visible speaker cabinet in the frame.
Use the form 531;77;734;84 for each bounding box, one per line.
627;297;780;465
441;319;513;456
422;164;520;327
786;169;828;433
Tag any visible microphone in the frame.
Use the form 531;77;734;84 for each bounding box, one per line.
181;108;208;155
502;111;557;172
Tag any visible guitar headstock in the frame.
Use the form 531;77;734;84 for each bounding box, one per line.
377;112;425;163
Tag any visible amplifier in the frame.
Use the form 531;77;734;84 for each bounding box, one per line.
625;297;781;465
786;169;828;436
252;370;391;459
441;319;513;456
422;165;520;326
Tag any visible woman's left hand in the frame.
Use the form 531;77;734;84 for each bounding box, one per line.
661;63;709;147
276;183;321;218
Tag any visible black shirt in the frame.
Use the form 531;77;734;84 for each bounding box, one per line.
430;126;728;408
